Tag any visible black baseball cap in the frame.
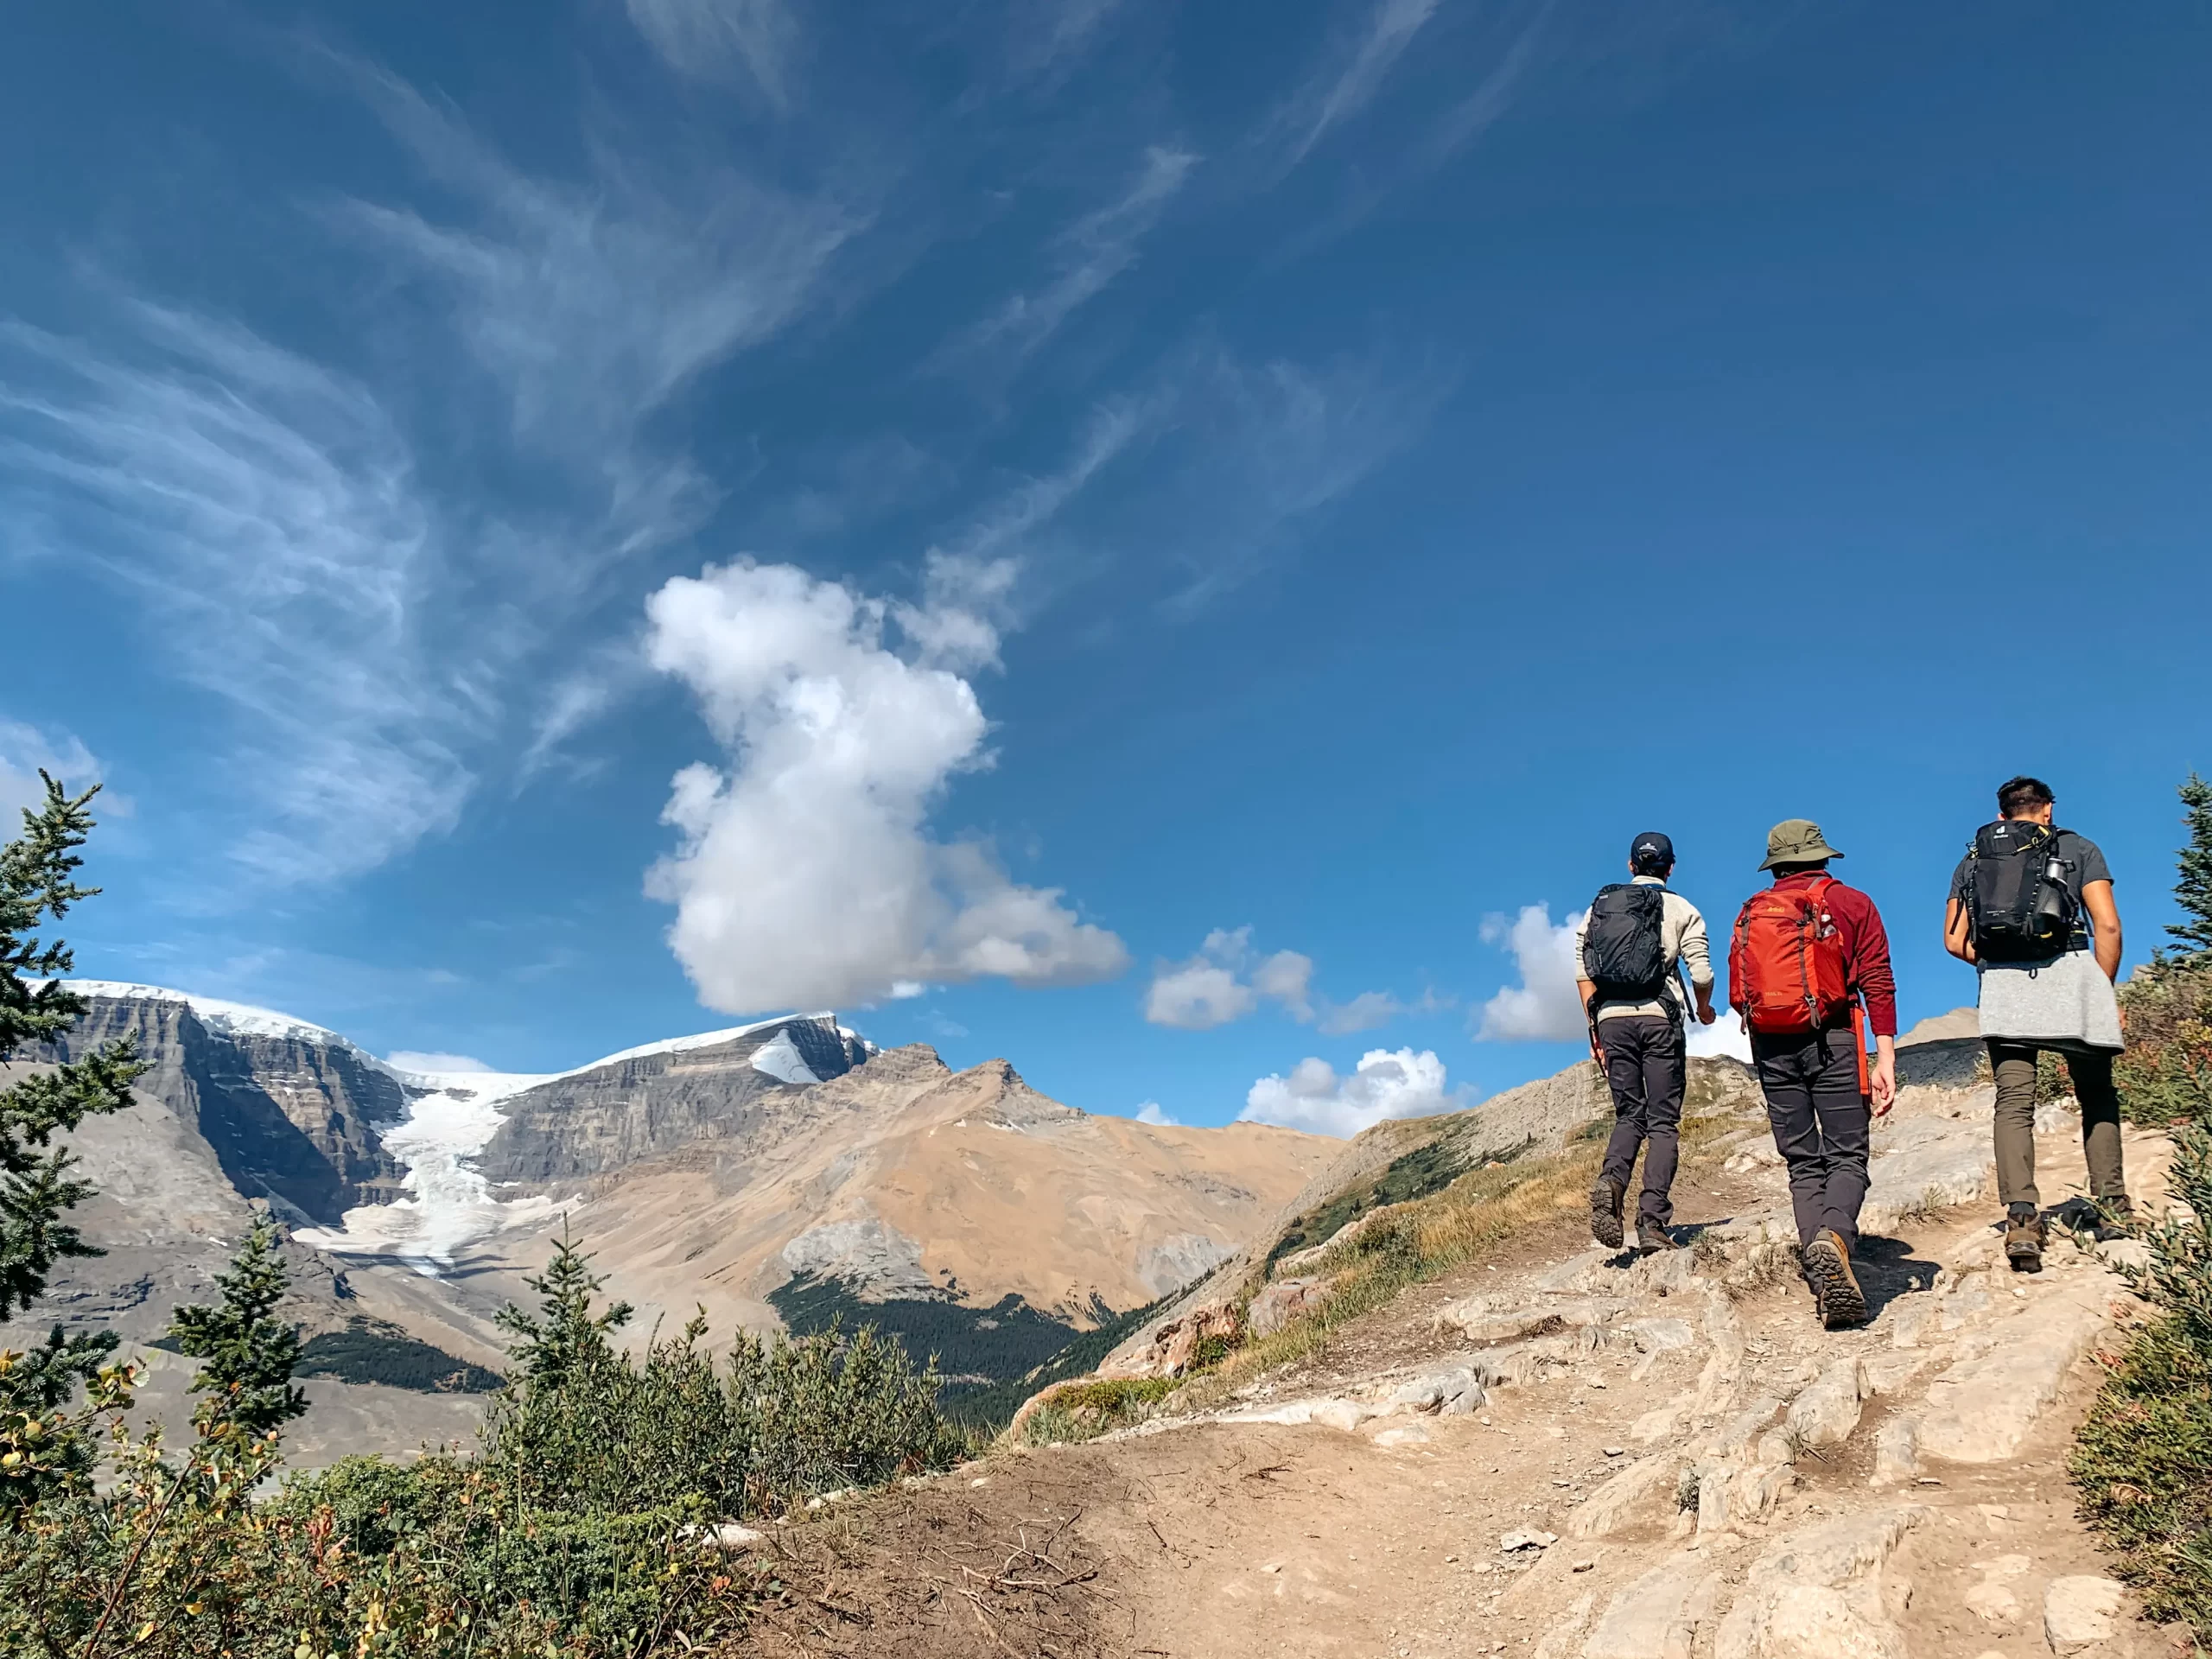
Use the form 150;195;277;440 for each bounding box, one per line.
1630;831;1675;869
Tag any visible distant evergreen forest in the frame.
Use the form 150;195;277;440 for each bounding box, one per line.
293;1320;506;1393
767;1273;1178;1428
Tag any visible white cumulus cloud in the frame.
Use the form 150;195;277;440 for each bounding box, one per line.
1472;903;1589;1043
1240;1047;1462;1139
1134;1100;1178;1127
1686;1016;1753;1062
644;556;1127;1013
1144;927;1414;1033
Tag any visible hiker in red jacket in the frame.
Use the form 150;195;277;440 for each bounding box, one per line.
1729;819;1898;1330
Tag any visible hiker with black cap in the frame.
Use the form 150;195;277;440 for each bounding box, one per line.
1576;831;1718;1255
1730;820;1898;1330
1943;775;2129;1270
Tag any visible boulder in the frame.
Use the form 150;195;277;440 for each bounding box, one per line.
1583;1564;1720;1659
1248;1274;1335;1338
1389;1365;1483;1415
2044;1576;2126;1654
1919;1287;2111;1462
1715;1507;1924;1659
1870;1416;1920;1486
1567;1452;1682;1540
1782;1356;1870;1453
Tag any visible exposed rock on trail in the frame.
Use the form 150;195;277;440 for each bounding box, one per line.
753;1023;2176;1659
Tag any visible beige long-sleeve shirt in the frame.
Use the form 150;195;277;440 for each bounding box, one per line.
1571;876;1714;1024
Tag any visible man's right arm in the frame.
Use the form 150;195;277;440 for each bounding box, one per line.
1943;898;1976;963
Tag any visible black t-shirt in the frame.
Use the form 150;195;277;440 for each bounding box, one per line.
1949;826;2113;953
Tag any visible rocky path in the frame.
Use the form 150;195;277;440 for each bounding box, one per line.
744;1086;2177;1659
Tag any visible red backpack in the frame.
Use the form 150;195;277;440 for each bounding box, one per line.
1730;878;1853;1034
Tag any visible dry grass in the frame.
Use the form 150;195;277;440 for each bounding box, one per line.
1165;1111;1755;1417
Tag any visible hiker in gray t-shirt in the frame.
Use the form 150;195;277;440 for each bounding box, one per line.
1944;775;2129;1270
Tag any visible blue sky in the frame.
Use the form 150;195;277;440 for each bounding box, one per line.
3;2;2208;1134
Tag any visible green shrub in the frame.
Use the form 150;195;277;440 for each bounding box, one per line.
2073;1122;2212;1636
2113;957;2212;1127
1017;1377;1176;1447
481;1234;965;1518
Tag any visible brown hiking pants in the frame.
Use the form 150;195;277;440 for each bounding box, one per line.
1986;1041;2126;1209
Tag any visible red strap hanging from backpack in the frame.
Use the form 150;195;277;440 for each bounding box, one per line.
1729;876;1854;1035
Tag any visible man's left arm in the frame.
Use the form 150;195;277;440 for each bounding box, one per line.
2082;880;2122;982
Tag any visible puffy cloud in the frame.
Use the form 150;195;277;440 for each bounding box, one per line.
1134;1100;1178;1126
386;1051;494;1074
1474;902;1750;1057
1144;927;1415;1033
1686;1015;1753;1062
1143;928;1312;1030
645;558;1127;1013
1240;1047;1462;1139
1473;903;1589;1042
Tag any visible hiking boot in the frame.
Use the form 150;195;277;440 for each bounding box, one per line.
2005;1204;2046;1273
1590;1178;1625;1251
1802;1230;1866;1329
1637;1222;1680;1255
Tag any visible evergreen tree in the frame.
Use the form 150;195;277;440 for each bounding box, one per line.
496;1225;632;1389
1;775;144;1500
0;774;144;1322
2172;772;2212;957
167;1216;308;1441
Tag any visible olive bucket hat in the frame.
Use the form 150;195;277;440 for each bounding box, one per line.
1759;818;1845;870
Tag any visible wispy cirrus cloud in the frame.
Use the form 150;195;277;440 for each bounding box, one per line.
1270;0;1442;170
0;306;467;886
625;0;800;105
949;145;1198;371
340;60;861;434
0;721;105;824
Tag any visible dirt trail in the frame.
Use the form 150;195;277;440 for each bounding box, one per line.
742;1092;2176;1659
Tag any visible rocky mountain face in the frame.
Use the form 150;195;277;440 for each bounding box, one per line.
36;987;405;1224
477;1014;869;1184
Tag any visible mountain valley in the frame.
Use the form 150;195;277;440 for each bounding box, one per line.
9;982;1333;1453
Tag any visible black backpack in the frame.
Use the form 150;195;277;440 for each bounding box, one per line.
1584;883;1669;1002
1965;820;2077;963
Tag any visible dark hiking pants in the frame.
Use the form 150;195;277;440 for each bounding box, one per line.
1986;1040;2126;1209
1598;1014;1687;1230
1752;1025;1870;1250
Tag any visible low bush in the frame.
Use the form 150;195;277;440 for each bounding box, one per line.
1017;1377;1176;1446
2069;779;2212;1636
2;1230;969;1655
2113;956;2212;1127
2072;1122;2212;1637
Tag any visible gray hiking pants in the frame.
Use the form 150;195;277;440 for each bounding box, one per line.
1986;1041;2126;1208
1752;1025;1869;1250
1597;1014;1685;1230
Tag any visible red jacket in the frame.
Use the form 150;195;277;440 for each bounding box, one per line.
1753;872;1898;1038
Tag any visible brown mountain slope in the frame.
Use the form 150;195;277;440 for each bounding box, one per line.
503;1047;1336;1342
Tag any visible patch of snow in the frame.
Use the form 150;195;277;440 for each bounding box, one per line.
58;981;353;1047
748;1031;820;1086
586;1011;840;1071
293;1067;566;1273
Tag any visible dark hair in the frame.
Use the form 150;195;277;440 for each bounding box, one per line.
1630;849;1674;877
1997;775;2054;817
